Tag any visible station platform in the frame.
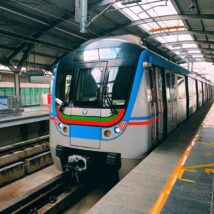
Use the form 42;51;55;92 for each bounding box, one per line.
0;106;50;128
88;101;214;214
0;106;50;147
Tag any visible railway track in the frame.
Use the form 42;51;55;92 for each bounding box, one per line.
0;135;52;186
1;170;104;214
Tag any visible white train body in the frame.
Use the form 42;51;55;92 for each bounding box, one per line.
50;37;213;173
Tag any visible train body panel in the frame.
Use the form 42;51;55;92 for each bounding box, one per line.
188;77;197;116
50;36;213;173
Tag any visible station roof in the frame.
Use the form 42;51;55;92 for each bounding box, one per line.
0;0;213;78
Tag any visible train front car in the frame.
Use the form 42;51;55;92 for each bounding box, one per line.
50;37;147;176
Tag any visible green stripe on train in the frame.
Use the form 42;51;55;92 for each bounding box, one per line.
60;110;119;122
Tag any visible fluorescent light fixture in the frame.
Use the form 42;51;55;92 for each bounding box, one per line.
121;0;142;5
172;42;182;48
113;0;214;81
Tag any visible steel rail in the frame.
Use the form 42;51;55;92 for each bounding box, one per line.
0;172;70;214
1;171;100;214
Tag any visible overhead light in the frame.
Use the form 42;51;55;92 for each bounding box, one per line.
180;49;188;53
172;42;182;48
189;0;196;10
121;0;142;5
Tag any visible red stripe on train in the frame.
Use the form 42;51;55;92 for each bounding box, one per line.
128;116;160;126
56;108;125;127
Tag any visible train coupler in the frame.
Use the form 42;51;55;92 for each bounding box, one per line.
66;155;88;172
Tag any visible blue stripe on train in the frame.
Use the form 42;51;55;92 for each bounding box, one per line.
70;125;101;140
130;113;160;121
124;49;190;121
50;64;58;117
51;49;190;140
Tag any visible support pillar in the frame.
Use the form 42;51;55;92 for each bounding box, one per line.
75;0;88;33
191;62;194;72
14;72;20;109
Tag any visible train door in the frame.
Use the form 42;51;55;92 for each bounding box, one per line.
192;79;197;113
198;81;203;108
70;62;107;149
202;82;205;105
147;66;159;144
165;71;177;134
155;67;164;140
176;75;186;124
196;80;199;109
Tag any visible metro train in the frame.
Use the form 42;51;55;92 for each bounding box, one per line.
50;35;213;175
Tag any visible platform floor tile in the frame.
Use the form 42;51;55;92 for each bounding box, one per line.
162;195;211;214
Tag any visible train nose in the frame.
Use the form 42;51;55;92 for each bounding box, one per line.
68;155;87;172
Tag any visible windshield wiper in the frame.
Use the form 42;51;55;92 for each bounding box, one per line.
56;84;72;112
103;86;117;114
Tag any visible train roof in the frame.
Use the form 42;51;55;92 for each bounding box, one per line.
77;35;143;51
59;35;212;85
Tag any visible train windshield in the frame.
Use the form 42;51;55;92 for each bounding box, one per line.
75;67;102;106
56;66;135;109
103;66;134;107
74;66;134;108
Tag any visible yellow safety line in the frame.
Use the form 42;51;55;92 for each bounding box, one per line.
150;135;198;214
177;168;196;183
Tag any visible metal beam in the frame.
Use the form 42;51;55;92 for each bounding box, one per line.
11;59;51;70
146;30;214;39
104;14;214;35
28;52;57;59
0;0;117;70
0;44;57;59
4;0;114;61
0;4;49;26
171;48;214;52
177;60;214;64
177;59;214;64
159;40;214;47
0;3;87;41
50;52;69;70
178;53;214;57
0;29;73;51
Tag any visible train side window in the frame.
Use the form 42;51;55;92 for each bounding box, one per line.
166;73;171;99
65;75;72;94
171;74;176;92
198;81;202;94
188;78;192;97
192;79;196;95
177;76;185;98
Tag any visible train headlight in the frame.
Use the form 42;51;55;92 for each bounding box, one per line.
58;123;63;129
63;126;68;133
104;130;111;137
114;127;121;134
